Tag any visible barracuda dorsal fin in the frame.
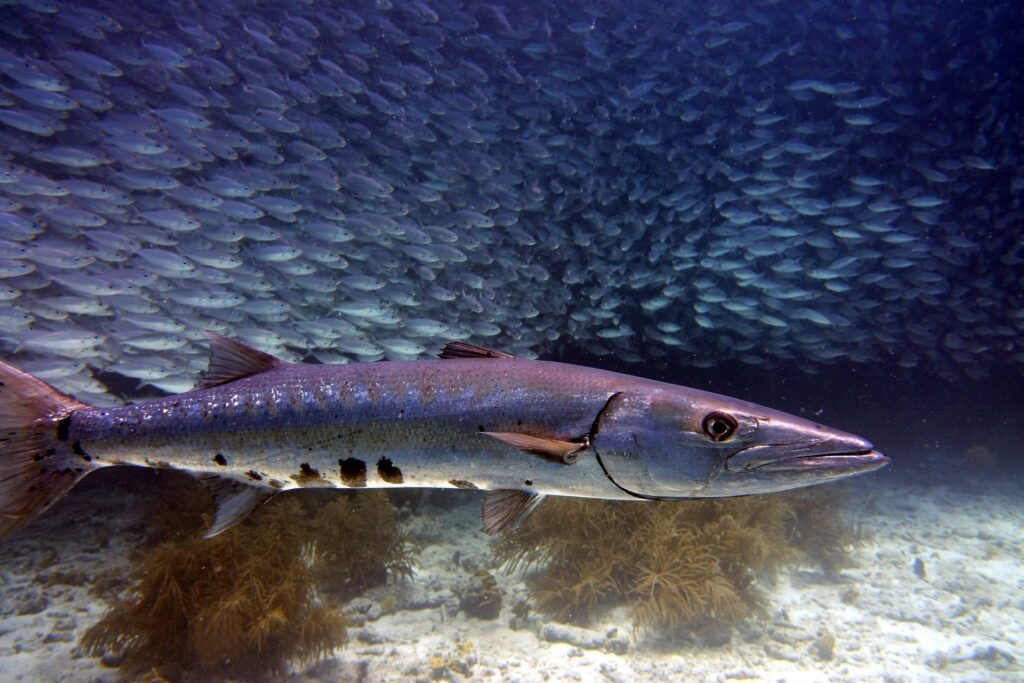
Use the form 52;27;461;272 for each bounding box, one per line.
198;475;275;538
482;489;545;535
483;431;588;464
439;341;514;359
197;333;284;389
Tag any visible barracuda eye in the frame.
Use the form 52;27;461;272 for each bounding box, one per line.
702;412;737;442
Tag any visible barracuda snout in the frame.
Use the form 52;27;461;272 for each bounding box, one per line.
723;414;884;472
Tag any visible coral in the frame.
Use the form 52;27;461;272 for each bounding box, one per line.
143;471;216;548
534;554;620;624
37;568;90;588
130;668;172;683
305;490;415;601
783;489;857;577
82;495;346;681
91;567;131;601
458;570;503;620
83;479;417;680
494;488;858;636
429;639;477;679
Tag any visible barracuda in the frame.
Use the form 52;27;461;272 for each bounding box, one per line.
0;336;889;538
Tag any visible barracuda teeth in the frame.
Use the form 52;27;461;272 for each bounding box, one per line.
0;0;1018;401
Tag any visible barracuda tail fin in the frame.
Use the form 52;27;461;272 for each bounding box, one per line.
0;359;91;539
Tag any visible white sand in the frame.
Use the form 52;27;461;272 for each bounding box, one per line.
1;474;1020;682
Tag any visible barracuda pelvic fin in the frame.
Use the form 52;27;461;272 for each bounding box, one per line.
199;474;275;538
482;489;545;535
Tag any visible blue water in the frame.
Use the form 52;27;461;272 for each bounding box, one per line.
0;0;1021;680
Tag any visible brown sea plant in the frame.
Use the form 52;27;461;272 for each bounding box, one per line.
304;489;415;600
493;488;857;635
83;480;415;680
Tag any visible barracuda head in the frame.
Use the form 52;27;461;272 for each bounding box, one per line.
590;387;889;499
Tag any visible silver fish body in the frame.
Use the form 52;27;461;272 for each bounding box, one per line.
0;336;888;538
74;355;628;498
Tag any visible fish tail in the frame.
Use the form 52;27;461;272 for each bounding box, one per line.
0;359;92;539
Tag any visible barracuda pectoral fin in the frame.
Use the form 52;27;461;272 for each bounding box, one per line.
438;341;514;359
482;489;545;535
196;333;285;389
483;431;588;464
199;475;275;538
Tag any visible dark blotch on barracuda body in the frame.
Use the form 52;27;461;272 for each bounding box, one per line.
71;441;91;462
292;462;323;485
340;458;368;487
377;457;404;484
56;416;72;442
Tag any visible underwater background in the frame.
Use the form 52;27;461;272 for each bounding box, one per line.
0;0;1021;681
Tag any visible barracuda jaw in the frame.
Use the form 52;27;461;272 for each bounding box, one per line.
703;402;890;489
730;447;890;474
707;443;890;497
756;449;888;472
724;427;888;477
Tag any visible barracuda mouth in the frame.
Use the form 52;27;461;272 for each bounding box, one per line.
725;436;889;475
753;449;889;473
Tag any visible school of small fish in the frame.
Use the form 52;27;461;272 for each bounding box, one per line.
0;0;1021;405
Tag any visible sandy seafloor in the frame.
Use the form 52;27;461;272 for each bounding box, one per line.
1;464;1020;683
